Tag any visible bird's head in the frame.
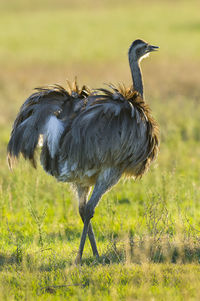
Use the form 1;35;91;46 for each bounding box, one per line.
128;39;159;63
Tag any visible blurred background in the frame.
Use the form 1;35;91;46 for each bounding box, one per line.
0;0;200;127
1;1;200;298
1;0;200;266
1;0;200;172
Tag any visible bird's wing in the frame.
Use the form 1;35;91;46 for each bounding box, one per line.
7;81;91;169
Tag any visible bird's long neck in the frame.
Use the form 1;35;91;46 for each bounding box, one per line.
129;59;144;98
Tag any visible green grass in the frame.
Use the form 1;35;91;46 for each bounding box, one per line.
0;0;200;66
1;0;200;299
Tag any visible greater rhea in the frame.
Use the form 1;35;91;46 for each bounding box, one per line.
7;39;159;263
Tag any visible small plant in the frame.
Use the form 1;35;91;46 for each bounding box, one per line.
27;200;47;248
145;193;173;240
144;193;174;262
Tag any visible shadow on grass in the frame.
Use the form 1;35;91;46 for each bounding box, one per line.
81;245;126;266
81;238;200;266
0;247;23;269
1;237;200;271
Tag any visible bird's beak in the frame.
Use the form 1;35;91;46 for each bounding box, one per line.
147;44;159;52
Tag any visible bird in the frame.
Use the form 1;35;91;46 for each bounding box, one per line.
7;39;159;263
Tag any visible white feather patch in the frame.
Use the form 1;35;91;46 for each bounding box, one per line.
139;52;150;62
44;116;64;158
60;160;69;176
38;135;44;147
85;169;97;177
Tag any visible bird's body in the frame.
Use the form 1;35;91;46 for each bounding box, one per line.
7;39;159;263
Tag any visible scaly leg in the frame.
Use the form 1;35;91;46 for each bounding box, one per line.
75;185;99;259
75;168;121;264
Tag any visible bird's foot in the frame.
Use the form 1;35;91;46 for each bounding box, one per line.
94;251;100;259
95;253;100;263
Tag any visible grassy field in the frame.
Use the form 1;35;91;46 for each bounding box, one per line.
1;0;200;299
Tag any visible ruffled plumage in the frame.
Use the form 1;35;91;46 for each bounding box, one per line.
7;79;159;181
7;79;92;170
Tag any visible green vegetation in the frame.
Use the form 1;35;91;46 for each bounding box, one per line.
1;0;200;299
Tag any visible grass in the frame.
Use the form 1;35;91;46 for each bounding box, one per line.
0;0;200;66
1;0;200;299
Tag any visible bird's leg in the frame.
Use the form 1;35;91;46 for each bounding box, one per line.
75;168;121;264
79;205;99;257
75;185;99;258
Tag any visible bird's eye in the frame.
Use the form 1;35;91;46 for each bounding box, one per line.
136;49;140;56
